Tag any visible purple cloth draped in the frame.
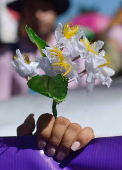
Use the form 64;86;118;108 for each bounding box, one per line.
0;136;122;170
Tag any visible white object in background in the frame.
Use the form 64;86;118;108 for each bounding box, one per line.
0;0;18;43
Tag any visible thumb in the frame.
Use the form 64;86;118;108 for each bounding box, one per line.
17;114;35;136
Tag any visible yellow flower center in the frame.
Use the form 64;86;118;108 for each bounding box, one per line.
50;47;72;76
14;55;17;60
98;55;110;68
63;22;79;39
24;53;31;64
14;53;31;64
80;38;110;68
80;38;98;55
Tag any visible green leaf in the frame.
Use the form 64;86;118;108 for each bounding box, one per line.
25;25;49;57
27;74;68;104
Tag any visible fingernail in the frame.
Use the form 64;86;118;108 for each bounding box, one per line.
71;141;81;151
38;140;46;149
47;147;56;157
24;114;34;123
56;151;65;161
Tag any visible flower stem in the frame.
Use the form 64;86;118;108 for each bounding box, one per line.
52;100;57;119
72;55;80;62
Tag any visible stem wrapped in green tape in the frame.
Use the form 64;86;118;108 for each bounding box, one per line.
52;100;57;119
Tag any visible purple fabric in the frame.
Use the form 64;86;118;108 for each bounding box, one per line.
0;136;122;170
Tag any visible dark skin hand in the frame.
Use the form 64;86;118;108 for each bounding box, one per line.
17;113;95;161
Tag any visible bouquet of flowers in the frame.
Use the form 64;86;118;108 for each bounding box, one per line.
11;23;115;118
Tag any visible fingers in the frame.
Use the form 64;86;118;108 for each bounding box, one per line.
18;113;95;163
37;113;95;162
17;114;35;136
71;127;95;151
37;113;55;149
55;123;82;161
46;116;71;157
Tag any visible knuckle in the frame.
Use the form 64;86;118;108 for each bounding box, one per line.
40;113;53;118
69;123;82;133
17;125;21;132
38;113;53;122
39;129;50;139
56;117;70;126
83;133;91;142
17;124;25;136
85;127;95;137
50;136;60;145
17;126;21;135
17;124;23;132
62;142;71;149
81;131;92;142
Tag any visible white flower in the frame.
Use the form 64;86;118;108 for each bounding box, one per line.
35;56;56;77
11;49;39;78
78;34;104;59
85;50;107;69
85;55;115;93
79;37;115;93
42;46;82;84
55;23;83;58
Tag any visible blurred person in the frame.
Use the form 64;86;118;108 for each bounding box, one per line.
0;0;69;100
9;0;91;91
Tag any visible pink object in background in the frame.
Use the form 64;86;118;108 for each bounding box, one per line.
72;12;111;34
7;8;21;21
107;25;122;51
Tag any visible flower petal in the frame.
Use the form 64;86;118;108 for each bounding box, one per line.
94;40;104;53
35;56;56;77
55;23;64;42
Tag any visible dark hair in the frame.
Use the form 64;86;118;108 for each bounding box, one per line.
7;0;69;15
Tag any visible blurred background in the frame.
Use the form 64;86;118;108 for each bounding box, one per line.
0;0;122;137
0;0;122;101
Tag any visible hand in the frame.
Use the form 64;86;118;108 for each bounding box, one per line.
17;113;95;161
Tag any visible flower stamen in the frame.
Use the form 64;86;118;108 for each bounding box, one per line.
63;22;79;39
98;55;110;68
14;55;17;60
50;47;72;76
24;53;31;64
80;39;98;55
